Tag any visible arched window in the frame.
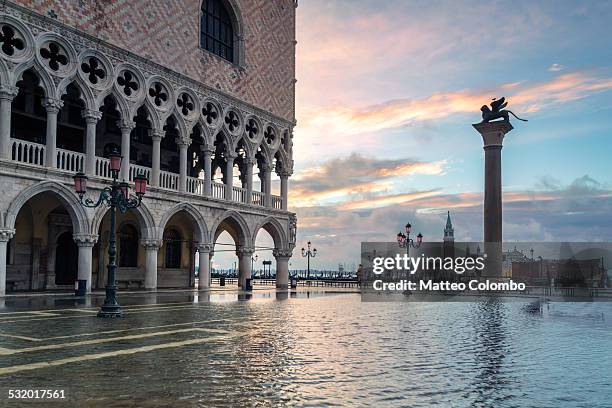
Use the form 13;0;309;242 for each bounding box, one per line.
118;224;139;267
164;229;182;269
200;0;235;63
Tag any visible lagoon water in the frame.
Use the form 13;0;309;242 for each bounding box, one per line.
0;292;611;407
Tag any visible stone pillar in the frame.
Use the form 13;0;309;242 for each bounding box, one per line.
273;249;292;289
118;120;135;181
151;129;163;187
0;86;18;160
74;234;98;293
236;247;254;288
225;153;236;200
202;147;213;196
197;244;212;290
0;229;15;296
141;239;161;290
43;98;64;168
177;136;190;193
245;157;255;204
81;109;102;176
472;120;513;277
263;164;273;208
279;170;290;211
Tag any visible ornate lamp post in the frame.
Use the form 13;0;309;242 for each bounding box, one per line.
301;241;317;279
396;223;423;257
73;149;148;318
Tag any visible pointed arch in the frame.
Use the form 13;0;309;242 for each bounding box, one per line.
158;202;209;244
133;98;162;131
210;210;251;247
56;75;96;110
91;200;157;241
95;88;130;120
13;62;54;98
4;181;89;234
252;216;288;250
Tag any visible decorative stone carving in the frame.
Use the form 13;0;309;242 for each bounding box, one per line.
0;228;15;242
73;233;98;247
140;239;162;250
42;97;64;113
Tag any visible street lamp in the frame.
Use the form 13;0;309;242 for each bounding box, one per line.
73;149;147;318
396;222;423;257
251;254;258;276
301;241;317;279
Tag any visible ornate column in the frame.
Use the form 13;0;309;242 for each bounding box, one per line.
141;239;161;290
473;120;513;277
74;234;98;293
118;119;135;181
245;157;256;204
81;110;102;176
0;86;18;160
0;229;15;296
225;152;237;201
264;164;273;208
43;98;64;168
196;243;212;290
202;147;213;196
151;129;164;187
177;136;191;193
273;249;292;289
279;170;291;211
236;246;254;288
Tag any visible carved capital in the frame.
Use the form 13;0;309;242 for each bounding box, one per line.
140;239;162;250
43;98;64;113
277;169;292;178
273;248;293;259
81;109;102;124
73;233;98;247
117;119;136;132
236;246;255;257
151;129;165;141
0;85;19;101
175;136;191;147
0;228;15;242
196;243;213;253
200;146;214;155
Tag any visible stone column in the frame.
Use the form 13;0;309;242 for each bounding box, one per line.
279;170;290;211
197;244;212;290
0;86;18;160
225;153;236;200
202;147;213;196
118;120;135;181
236;247;254;288
264;164;273;208
43;98;64;168
472;120;513;277
81;110;102;176
151;129;164;187
74;234;98;293
141;239;161;290
177;136;190;193
273;249;292;289
0;229;15;296
245;157;255;204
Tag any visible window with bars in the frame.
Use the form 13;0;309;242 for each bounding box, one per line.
200;0;235;63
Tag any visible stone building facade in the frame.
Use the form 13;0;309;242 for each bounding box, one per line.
0;0;297;295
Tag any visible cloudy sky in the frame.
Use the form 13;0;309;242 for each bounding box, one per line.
261;0;612;271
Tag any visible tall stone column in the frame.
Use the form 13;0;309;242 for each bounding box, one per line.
43;98;64;168
151;129;163;187
273;249;292;289
245;157;255;204
197;244;212;290
236;247;254;288
225;153;236;201
279;170;290;211
0;229;15;296
141;239;161;290
74;234;98;293
0;86;18;160
118;120;135;181
263;164;273;208
473;120;513;277
202;147;213;197
82;109;102;176
177;136;190;193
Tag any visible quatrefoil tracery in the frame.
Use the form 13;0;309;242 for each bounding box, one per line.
40;42;67;71
202;103;218;125
246;119;258;140
149;83;168;107
264;126;276;145
81;57;105;84
225;111;239;132
117;71;139;96
177;93;194;116
0;25;24;56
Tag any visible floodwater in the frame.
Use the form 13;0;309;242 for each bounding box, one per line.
0;291;610;407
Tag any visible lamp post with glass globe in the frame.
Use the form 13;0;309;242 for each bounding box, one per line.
301;241;317;279
73;149;148;318
396;223;423;257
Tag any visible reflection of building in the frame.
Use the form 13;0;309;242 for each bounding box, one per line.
512;258;607;287
0;1;298;295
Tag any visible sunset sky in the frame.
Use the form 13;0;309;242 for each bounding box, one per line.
228;1;612;271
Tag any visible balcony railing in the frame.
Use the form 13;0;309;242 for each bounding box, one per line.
232;186;246;203
212;181;225;200
187;176;205;195
252;191;264;206
56;148;85;173
129;164;151;183
11;139;45;166
271;195;283;210
159;170;179;190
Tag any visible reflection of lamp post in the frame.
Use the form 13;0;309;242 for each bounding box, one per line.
73;149;147;318
301;241;317;279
